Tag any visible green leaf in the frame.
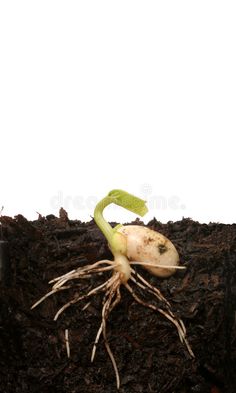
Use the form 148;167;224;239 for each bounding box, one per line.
108;189;148;217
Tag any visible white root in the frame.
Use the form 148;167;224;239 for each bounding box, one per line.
31;260;114;310
54;274;117;321
130;261;185;270
31;286;71;309
65;329;70;358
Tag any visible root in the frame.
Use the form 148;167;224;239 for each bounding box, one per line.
130;267;172;306
127;269;194;358
54;274;116;320
65;329;70;358
32;259;122;388
31;259;114;310
130;261;186;270
31;258;194;390
91;272;121;389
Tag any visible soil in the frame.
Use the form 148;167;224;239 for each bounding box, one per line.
0;211;236;393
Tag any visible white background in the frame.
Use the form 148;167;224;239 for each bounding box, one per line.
0;1;235;224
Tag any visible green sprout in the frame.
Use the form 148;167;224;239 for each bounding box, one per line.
32;189;194;389
94;189;147;251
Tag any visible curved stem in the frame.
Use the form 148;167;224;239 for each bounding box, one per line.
94;196;115;246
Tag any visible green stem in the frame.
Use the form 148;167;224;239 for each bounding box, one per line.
94;196;115;246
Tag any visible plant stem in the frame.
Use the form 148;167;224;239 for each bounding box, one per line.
94;196;115;247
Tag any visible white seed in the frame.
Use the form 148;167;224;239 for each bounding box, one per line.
118;225;180;278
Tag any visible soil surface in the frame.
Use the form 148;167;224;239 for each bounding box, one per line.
0;211;236;393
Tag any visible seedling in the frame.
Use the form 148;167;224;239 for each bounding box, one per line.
32;189;194;389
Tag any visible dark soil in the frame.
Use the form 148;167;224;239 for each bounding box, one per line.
0;211;236;393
